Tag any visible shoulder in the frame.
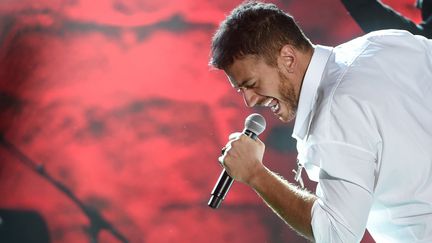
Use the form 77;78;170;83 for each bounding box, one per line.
345;29;431;52
326;30;429;92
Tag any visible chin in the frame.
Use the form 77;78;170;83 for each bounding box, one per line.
278;117;289;123
277;114;290;123
277;112;296;123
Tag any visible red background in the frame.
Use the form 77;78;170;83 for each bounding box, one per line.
0;0;421;242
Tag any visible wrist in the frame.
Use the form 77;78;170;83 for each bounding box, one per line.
246;163;269;188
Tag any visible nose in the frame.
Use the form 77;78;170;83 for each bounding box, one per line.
241;88;259;108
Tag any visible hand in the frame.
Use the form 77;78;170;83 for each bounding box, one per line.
218;132;265;185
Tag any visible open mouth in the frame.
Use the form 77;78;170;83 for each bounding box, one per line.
271;102;280;113
263;98;281;114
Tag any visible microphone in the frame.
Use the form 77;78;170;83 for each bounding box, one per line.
208;113;266;209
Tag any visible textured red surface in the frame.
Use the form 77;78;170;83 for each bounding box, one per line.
0;0;420;242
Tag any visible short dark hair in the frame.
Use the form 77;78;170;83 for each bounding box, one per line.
210;1;312;70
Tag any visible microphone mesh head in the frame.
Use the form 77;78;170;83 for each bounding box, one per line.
244;113;266;135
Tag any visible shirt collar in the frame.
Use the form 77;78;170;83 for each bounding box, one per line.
292;45;333;141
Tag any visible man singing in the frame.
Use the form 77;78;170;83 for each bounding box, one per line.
211;1;432;242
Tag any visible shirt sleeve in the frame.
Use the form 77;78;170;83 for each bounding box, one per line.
311;165;373;242
300;142;376;243
297;79;381;242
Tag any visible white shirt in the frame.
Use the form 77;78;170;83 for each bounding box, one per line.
292;30;432;243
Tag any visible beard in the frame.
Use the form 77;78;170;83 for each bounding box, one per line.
277;69;299;122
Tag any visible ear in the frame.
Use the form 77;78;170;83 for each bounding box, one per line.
278;44;296;73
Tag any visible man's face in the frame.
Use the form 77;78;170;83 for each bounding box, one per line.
225;55;299;123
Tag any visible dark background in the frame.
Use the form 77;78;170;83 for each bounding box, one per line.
0;0;420;242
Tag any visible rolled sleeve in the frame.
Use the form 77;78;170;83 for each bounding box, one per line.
299;142;376;242
311;175;373;243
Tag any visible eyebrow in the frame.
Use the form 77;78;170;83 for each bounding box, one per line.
233;78;252;89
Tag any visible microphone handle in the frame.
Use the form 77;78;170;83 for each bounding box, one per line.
208;129;257;209
208;170;233;209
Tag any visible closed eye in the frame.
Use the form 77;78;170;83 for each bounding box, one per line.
243;80;256;89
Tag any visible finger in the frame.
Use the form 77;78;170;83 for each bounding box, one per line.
254;136;263;144
221;138;232;155
218;155;225;167
228;132;242;140
223;142;233;153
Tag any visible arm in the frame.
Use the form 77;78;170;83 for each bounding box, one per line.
340;0;427;36
220;133;375;242
250;165;316;240
419;16;432;38
220;133;316;241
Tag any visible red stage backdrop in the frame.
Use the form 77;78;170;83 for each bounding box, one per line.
0;0;420;242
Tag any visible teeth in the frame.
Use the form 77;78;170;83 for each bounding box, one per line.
263;98;273;107
271;103;279;112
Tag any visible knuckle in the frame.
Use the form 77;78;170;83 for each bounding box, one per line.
223;157;231;166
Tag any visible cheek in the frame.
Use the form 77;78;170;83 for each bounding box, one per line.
277;75;292;98
278;78;298;107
